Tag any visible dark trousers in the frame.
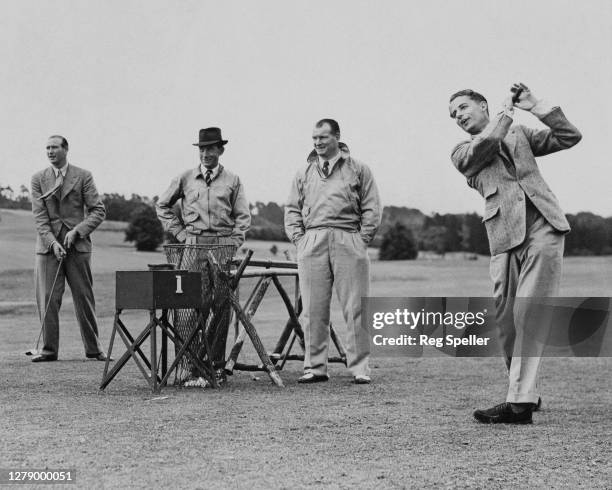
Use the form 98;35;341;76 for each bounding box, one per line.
35;244;102;357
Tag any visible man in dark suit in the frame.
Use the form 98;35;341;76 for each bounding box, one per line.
30;135;107;362
449;83;582;423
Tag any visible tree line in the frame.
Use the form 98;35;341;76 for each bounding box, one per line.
2;189;611;256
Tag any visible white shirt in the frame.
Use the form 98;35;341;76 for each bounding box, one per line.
318;151;342;176
200;163;220;180
52;163;68;179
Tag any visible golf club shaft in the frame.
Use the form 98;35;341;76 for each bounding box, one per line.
32;256;64;352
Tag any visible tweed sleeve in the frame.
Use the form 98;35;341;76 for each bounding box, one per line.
522;107;582;157
451;113;513;178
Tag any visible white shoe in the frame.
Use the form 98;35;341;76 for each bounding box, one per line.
183;376;210;388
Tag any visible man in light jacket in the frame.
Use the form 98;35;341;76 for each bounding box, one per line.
285;119;381;384
156;127;250;386
449;83;582;424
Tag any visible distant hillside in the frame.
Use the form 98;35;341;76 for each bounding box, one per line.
3;197;611;256
248;201;428;245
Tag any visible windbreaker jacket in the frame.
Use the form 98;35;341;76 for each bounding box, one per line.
451;102;582;256
284;143;381;244
156;164;251;245
31;164;106;254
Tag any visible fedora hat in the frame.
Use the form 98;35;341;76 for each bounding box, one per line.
193;127;228;147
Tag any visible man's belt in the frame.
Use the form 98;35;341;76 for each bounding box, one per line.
185;227;231;237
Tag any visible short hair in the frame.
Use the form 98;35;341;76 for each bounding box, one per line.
315;118;340;137
48;135;69;150
449;89;487;106
449;90;488;118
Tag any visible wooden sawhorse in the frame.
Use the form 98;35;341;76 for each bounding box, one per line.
224;259;347;374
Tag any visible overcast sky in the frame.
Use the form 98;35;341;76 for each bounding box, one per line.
1;0;610;216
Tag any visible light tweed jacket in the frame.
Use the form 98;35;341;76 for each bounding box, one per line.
451;103;582;255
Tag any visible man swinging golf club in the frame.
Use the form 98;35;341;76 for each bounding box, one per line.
29;135;108;362
448;83;582;423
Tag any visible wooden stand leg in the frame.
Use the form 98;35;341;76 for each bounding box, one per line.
226;290;284;387
225;277;271;373
150;311;158;393
161;310;168;378
100;315;157;391
101;310;120;383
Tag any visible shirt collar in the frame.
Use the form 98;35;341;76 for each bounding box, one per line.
318;151;342;173
52;163;68;178
199;163;220;180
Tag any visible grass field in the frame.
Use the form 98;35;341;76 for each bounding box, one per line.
1;208;611;489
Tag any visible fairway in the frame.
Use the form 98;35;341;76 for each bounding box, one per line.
1;209;611;488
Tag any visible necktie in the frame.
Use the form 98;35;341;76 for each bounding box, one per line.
322;161;329;177
205;169;212;186
40;171;64;199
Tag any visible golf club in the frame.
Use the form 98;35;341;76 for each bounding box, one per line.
25;256;64;356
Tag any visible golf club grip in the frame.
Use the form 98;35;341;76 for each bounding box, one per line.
512;87;523;104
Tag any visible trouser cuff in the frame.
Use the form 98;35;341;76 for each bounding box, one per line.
506;392;540;404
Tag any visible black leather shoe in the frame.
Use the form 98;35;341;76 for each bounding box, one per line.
473;402;533;424
86;352;112;361
297;373;329;384
31;354;58;363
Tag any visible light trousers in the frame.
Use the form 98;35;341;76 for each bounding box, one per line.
489;213;564;404
297;228;371;377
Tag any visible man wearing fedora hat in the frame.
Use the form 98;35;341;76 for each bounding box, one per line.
156;127;250;384
156;127;250;246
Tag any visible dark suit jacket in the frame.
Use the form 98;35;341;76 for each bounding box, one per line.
451;106;582;255
31;164;106;254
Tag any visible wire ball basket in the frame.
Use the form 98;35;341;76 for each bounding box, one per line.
163;243;237;385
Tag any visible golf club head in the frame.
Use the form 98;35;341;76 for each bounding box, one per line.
25;348;42;356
